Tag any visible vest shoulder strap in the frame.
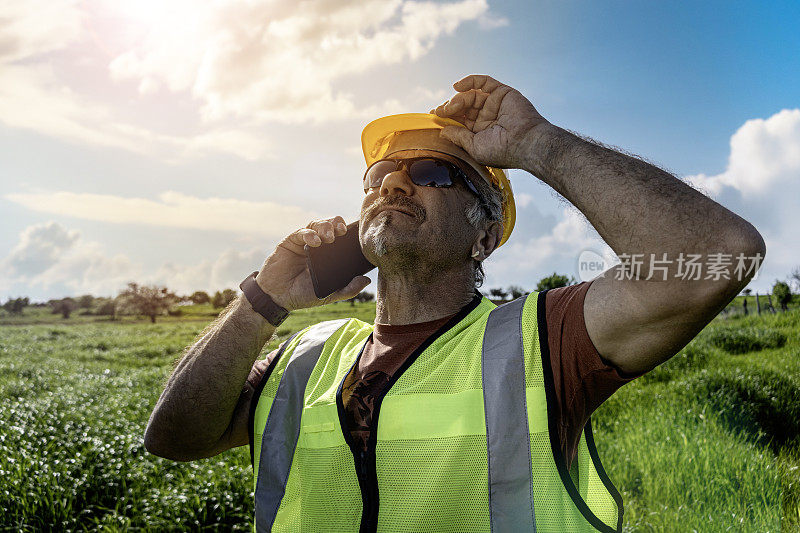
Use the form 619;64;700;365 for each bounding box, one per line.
482;296;537;532
254;318;350;532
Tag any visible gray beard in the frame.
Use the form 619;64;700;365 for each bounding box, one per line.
370;216;390;257
374;233;389;257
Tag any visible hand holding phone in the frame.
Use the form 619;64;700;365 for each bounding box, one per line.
255;217;372;311
305;220;376;300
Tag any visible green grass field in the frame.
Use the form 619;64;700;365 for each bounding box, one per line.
0;299;797;531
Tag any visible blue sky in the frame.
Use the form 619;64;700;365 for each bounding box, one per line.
1;0;798;301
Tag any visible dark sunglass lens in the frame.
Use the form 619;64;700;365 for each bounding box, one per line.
408;159;454;187
364;160;399;190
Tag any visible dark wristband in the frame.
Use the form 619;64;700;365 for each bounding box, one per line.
239;271;290;327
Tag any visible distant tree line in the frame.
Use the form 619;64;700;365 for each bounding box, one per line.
1;297;29;315
4;265;798;322
485;273;578;302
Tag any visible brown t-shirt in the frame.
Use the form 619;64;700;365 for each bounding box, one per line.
247;282;641;467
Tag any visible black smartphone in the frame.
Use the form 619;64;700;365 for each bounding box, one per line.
304;220;376;300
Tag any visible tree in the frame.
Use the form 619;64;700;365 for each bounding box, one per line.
772;280;792;312
489;288;508;301
51;297;77;319
189;291;211;305
508;285;527;299
2;297;29;315
119;283;178;323
222;289;237;306
211;289;237;309
354;291;374;304
77;294;94;310
96;297;118;320
211;291;224;309
791;266;800;292
536;272;574;292
345;291;374;306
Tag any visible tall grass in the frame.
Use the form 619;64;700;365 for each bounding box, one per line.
0;302;798;531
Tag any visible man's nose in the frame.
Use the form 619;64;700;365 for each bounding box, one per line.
379;168;414;197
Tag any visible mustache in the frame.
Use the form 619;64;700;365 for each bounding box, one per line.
367;196;427;221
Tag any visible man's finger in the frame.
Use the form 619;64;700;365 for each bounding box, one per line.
439;125;475;154
449;89;488;111
287;228;322;248
453;74;505;94
443;98;464;115
308;220;336;243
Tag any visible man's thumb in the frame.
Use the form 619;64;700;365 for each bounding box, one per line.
327;275;371;303
440;126;474;153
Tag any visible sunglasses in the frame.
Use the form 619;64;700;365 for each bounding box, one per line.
363;153;485;203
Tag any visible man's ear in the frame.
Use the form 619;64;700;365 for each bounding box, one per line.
471;221;504;261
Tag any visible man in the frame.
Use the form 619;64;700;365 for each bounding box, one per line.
144;75;764;532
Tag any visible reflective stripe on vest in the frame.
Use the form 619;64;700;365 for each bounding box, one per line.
254;318;349;532
482;297;536;532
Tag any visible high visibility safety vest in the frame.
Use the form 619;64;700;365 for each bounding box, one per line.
250;291;623;532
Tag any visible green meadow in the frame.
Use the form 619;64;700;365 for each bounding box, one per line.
0;299;797;531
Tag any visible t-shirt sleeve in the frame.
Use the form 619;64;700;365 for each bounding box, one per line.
246;341;286;390
544;281;645;468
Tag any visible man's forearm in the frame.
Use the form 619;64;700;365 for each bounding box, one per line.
520;124;763;262
144;296;274;459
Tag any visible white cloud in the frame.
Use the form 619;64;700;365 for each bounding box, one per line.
1;221;272;297
5;191;321;238
1;222;140;297
0;0;504;160
108;0;500;123
4;222;80;277
0;64;270;161
685;109;800;196
0;0;83;62
484;207;614;288
510;207;600;264
515;192;533;208
153;248;268;295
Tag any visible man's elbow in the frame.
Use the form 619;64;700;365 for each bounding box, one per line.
699;222;766;305
725;221;766;285
144;420;192;462
143;419;225;462
730;220;766;262
144;422;172;459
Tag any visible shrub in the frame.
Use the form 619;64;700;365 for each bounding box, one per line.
687;368;800;451
705;327;787;354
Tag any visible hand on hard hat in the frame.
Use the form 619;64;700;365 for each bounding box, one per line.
430;74;551;171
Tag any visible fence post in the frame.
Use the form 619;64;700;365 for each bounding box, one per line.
766;293;776;313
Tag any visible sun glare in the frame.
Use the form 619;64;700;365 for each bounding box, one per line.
110;0;194;28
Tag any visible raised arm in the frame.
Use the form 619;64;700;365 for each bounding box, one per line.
432;74;764;375
144;216;370;461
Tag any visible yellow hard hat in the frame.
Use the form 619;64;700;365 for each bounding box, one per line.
361;113;516;247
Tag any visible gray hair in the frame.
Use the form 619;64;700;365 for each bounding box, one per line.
464;174;505;288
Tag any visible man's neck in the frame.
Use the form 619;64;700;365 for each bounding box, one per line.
374;265;476;325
